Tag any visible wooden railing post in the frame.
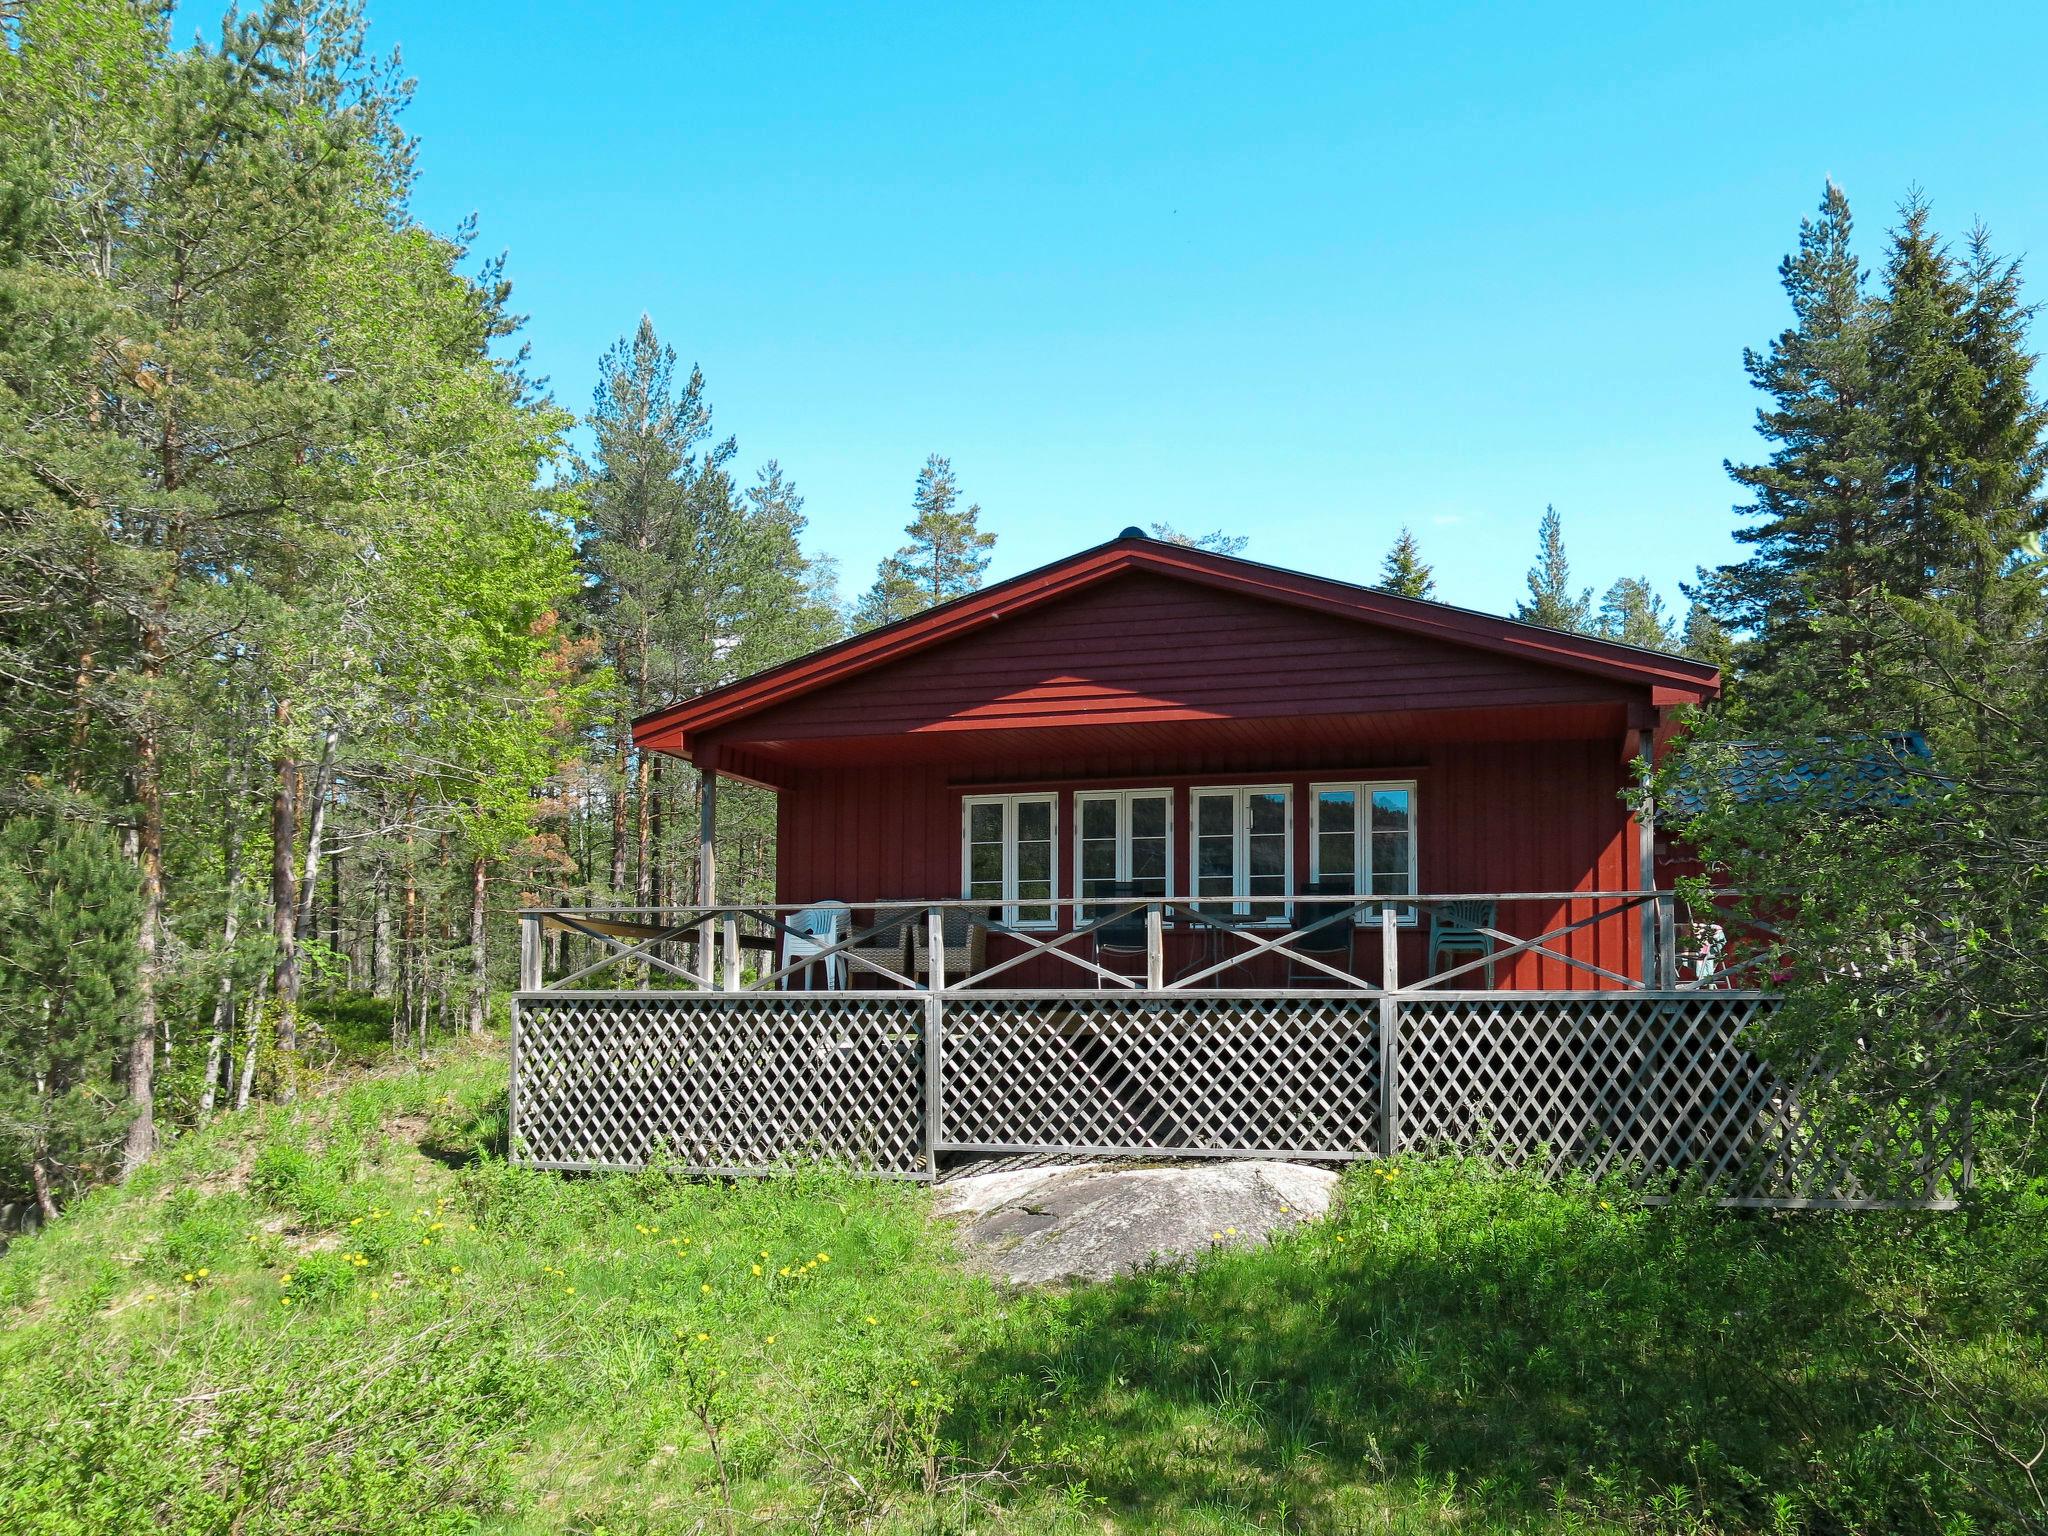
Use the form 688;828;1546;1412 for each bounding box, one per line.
924;905;945;1179
1145;903;1164;990
518;912;543;992
1379;905;1400;1157
721;913;741;991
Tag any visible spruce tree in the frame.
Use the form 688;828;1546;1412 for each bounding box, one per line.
1375;527;1437;599
1680;601;1736;670
855;455;995;628
1513;506;1593;631
1596;577;1678;650
1691;182;1887;713
1148;523;1248;554
0;816;141;1220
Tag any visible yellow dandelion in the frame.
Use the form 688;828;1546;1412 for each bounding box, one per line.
758;1249;769;1259
280;1297;293;1308
648;1225;659;1235
700;1282;713;1294
1210;1231;1221;1240
751;1264;762;1276
764;1333;776;1345
349;1217;363;1227
779;1266;792;1277
196;1267;209;1278
865;1315;879;1325
278;1274;293;1287
449;1264;463;1275
182;1272;194;1283
1334;1235;1347;1244
1599;1200;1612;1211
910;1378;920;1387
563;1286;575;1296
695;1331;710;1343
368;1288;380;1299
421;1237;432;1247
817;1252;830;1263
1225;1227;1237;1236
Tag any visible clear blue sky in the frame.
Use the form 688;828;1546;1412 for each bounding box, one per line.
186;1;2048;619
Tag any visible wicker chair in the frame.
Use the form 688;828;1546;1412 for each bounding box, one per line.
912;905;989;986
842;909;915;987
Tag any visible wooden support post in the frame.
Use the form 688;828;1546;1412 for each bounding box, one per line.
1636;726;1657;990
924;906;945;1178
518;912;543;992
1379;906;1400;1158
721;913;741;991
698;766;718;987
1145;903;1164;990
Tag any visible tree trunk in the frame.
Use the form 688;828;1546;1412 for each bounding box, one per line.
467;852;488;1035
269;699;300;1054
122;628;167;1179
30;1154;58;1226
234;979;265;1113
293;718;340;944
199;798;247;1118
635;749;654;908
372;858;394;996
610;725;630;899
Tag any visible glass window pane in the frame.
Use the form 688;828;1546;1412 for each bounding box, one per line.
1131;872;1167;899
1248;792;1286;835
1197;837;1234;879
1130;837;1166;881
1318;831;1355;878
970;843;1002;884
968;802;1003;843
1016;798;1052;841
1371;789;1410;832
1316;788;1356;834
1129;794;1167;839
1081;840;1116;880
1016;840;1050;883
1248;834;1285;878
1197;795;1233;837
1080;798;1117;839
968;878;1002;903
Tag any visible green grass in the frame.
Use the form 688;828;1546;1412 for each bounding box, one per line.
0;1040;2041;1535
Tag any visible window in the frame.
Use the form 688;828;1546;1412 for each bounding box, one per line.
1190;785;1292;919
1310;781;1417;922
961;794;1057;927
1075;789;1172;919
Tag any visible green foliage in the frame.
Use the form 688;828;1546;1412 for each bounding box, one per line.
1149;522;1249;555
855;454;997;629
0;815;140;1208
1374;526;1437;599
1;1054;2041;1534
1513;505;1594;631
1595;574;1679;650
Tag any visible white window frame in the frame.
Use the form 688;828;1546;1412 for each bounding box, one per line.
1189;784;1293;923
1073;788;1175;920
959;793;1059;929
1309;779;1419;925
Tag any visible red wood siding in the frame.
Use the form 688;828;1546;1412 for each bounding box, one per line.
774;738;1642;990
726;573;1636;748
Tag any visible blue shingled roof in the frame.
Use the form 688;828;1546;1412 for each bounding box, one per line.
1664;731;1933;819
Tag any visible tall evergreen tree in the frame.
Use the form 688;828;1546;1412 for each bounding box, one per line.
855;455;995;628
1596;577;1678;650
1513;506;1593;631
1148;523;1248;555
1690;183;1887;712
1375;527;1437;599
1679;601;1736;670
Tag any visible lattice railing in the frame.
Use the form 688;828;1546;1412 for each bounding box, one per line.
509;990;1966;1207
938;995;1382;1159
512;993;926;1174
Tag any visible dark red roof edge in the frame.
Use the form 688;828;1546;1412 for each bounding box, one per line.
634;532;1721;754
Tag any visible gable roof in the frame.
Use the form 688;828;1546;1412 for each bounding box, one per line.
1664;732;1934;819
635;529;1720;757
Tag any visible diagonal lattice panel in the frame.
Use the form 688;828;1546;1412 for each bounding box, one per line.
939;995;1383;1158
1394;995;1965;1204
512;995;927;1175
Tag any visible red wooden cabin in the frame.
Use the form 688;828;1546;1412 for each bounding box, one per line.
633;529;1720;991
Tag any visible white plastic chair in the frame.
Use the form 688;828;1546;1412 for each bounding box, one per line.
780;901;851;990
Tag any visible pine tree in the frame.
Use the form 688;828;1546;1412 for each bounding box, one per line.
1148;523;1248;555
0;816;141;1220
855;455;995;628
1680;601;1736;670
1596;577;1678;650
1375;527;1437;599
1691;183;1888;712
1513;506;1593;631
